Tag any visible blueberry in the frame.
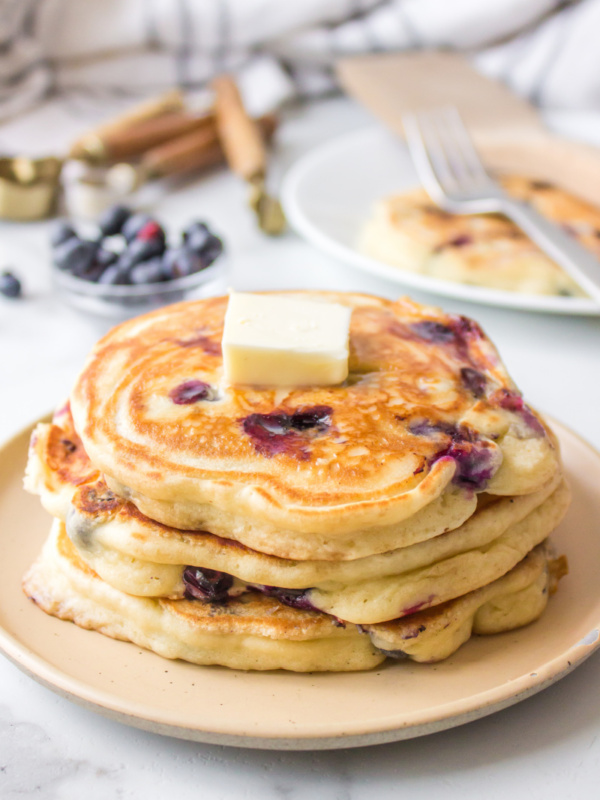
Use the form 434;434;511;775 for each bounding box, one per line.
460;367;487;398
136;220;165;243
183;221;211;252
447;235;472;248
97;263;130;285
95;248;118;269
411;321;455;343
183;566;233;603
408;420;456;437
98;204;132;236
79;248;118;283
50;220;77;249
495;389;523;413
183;220;208;241
162;247;202;278
118;236;166;271
290;406;332;431
441;438;498;491
53;238;98;276
53;237;79;270
121;212;152;243
0;271;22;298
241;406;332;458
80;263;106;283
197;235;223;267
129;257;167;285
494;388;545;436
161;248;179;279
169;380;215;404
183;222;223;267
252;585;316;611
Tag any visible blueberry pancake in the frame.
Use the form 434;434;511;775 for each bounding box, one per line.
69;292;559;560
26;407;568;614
23;291;569;670
25;402;568;624
24;401;99;521
22;521;565;669
23;521;384;673
62;478;567;625
363;542;568;663
360;177;600;296
62;471;564;601
26;407;477;562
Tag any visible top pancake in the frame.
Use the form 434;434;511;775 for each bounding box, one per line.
360;177;599;296
70;292;559;557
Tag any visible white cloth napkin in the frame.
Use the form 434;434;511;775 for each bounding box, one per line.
0;0;598;119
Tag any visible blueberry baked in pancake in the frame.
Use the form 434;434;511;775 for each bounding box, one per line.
24;291;569;670
360;177;600;296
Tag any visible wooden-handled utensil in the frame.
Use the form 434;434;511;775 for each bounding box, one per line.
69;89;186;162
106;114;278;194
336;51;600;208
82;112;216;164
212;75;285;235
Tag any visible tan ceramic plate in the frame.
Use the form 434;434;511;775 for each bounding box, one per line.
1;419;599;750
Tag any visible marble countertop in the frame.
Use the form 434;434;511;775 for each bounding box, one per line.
2;95;600;799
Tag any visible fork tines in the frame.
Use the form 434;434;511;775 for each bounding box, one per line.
402;107;496;205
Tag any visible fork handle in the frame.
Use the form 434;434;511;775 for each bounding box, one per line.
500;199;600;304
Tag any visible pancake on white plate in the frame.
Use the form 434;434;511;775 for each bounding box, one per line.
360;177;600;296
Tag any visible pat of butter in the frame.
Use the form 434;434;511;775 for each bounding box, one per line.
222;293;352;386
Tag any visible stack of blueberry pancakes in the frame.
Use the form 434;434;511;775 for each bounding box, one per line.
23;292;569;672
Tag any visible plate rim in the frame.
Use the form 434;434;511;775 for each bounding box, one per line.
281;126;600;317
1;417;600;750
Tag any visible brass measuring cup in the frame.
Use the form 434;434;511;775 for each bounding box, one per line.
0;156;62;220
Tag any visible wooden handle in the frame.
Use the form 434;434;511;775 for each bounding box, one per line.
336;53;542;138
476;129;600;207
144;126;222;176
212;75;266;181
99;112;214;163
69;89;185;161
144;113;278;178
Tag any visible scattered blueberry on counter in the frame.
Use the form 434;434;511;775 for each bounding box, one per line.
50;206;224;287
0;270;22;298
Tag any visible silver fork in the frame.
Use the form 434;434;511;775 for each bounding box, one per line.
402;107;600;304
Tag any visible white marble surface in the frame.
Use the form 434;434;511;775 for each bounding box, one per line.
2;96;600;799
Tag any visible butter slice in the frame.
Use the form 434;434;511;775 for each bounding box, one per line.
222;292;352;386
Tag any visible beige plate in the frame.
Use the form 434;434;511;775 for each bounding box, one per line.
1;419;599;750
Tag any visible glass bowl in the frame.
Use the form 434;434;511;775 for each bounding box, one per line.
52;256;228;320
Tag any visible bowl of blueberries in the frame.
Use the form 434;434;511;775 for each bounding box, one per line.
51;204;227;318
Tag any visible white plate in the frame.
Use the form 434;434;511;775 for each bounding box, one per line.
282;127;600;316
2;420;600;749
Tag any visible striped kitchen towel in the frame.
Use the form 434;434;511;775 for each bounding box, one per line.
0;0;596;119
